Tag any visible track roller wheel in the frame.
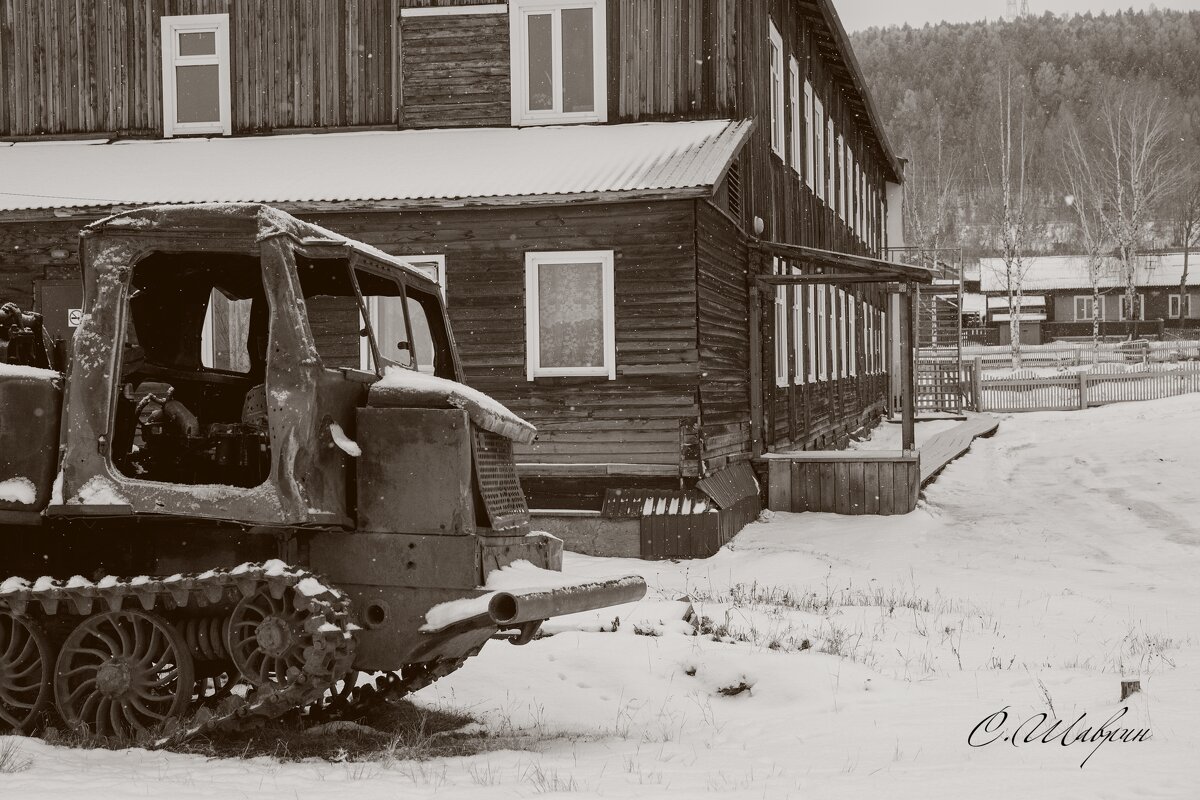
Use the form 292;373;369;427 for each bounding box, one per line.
53;610;195;740
0;611;54;734
227;585;317;689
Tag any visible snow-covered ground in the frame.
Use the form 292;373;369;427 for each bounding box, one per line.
6;396;1200;799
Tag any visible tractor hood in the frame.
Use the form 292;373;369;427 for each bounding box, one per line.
366;368;537;445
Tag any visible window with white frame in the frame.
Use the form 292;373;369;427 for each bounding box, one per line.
396;255;447;302
768;22;785;159
804;80;815;189
1118;293;1144;321
1073;295;1101;321
524;251;615;379
1169;294;1193;318
788;57;802;171
161;14;231;137
510;0;607;126
868;304;878;374
807;285;818;383
200;289;252;373
827;118;836;205
838;289;848;376
849;295;857;377
879;308;887;374
792;267;805;384
847;144;854;226
855;164;862;235
814;96;826;200
837;134;846;221
774;258;788;386
817;285;828;380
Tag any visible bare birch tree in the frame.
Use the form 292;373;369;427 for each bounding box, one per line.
1167;159;1200;329
902;107;961;256
985;65;1036;368
1081;83;1180;337
1062;119;1116;358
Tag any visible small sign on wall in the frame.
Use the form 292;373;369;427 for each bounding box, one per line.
67;309;83;328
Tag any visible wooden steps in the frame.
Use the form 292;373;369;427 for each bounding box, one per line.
918;416;1000;486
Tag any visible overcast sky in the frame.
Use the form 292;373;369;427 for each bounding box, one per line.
837;0;1200;33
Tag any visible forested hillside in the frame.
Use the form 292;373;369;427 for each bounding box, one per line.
851;9;1200;258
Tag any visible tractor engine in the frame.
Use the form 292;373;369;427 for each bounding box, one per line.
120;384;271;488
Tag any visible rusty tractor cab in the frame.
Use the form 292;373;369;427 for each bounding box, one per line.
0;204;644;741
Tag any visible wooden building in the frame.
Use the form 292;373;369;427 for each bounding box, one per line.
0;0;920;557
979;253;1198;341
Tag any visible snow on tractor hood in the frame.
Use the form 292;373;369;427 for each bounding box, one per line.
368;367;537;445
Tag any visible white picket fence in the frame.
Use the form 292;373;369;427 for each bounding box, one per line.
975;367;1200;412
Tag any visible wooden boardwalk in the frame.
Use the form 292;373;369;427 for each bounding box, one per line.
918;415;1000;486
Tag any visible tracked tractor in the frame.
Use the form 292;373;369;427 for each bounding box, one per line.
0;204;645;742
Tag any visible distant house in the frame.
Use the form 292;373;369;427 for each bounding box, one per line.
0;0;923;556
978;253;1199;341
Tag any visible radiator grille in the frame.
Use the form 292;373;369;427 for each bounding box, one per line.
471;426;530;533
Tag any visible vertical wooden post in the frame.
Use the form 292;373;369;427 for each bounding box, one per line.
973;356;984;412
1078;373;1088;410
748;252;764;457
901;283;916;451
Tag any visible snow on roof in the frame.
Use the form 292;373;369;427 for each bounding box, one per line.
0;120;753;212
979;253;1200;293
961;293;986;315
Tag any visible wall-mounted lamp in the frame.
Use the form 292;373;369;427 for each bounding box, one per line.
753;216;765;237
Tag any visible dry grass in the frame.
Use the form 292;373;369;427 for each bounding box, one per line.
39;697;537;764
171;699;510;762
0;739;32;773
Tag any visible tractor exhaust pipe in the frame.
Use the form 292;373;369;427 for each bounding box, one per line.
486;575;647;627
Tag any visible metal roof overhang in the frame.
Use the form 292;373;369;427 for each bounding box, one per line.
0;119;755;217
752;240;934;284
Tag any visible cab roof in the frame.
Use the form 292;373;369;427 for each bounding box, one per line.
85;203;441;291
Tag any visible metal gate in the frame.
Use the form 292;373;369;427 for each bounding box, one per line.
887;248;965;414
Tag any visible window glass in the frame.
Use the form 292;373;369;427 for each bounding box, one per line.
526;13;554;111
807;285;818;382
768;23;784;156
814;98;825;199
792;268;805;384
817;286;828;380
537;262;605;369
804;81;815;188
1075;296;1092;320
178;30;215;56
561;8;595;112
175;65;221;124
773;259;787;386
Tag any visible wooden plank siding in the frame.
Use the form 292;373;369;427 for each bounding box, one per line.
728;1;896;458
303;201;703;477
695;201;752;474
609;0;738;122
0;0;908;513
0;0;395;137
399;9;509;128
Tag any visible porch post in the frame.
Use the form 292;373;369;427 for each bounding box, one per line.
900;282;916;451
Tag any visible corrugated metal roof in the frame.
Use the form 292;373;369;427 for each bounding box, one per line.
979;253;1200;293
0;120;752;212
